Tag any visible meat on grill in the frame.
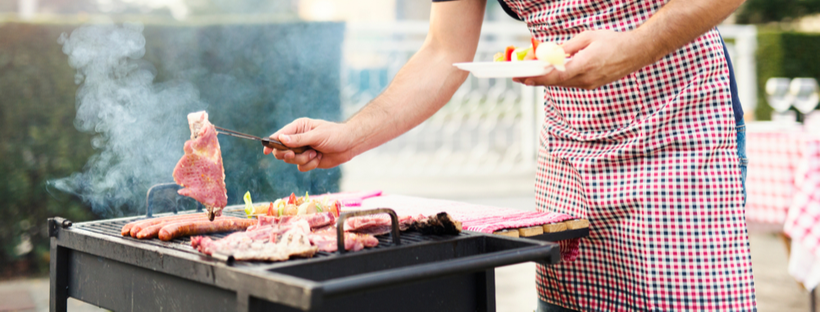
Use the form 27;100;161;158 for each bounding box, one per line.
172;111;228;220
123;213;208;237
255;212;335;230
191;213;383;261
268;219;311;243
135;215;212;239
159;218;255;241
192;219;318;261
344;214;422;236
308;226;378;252
413;212;462;235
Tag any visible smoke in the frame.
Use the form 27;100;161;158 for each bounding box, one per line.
51;21;205;217
50;20;344;218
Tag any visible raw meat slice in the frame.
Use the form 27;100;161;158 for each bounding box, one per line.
344;214;422;236
172;111;228;220
192;222;317;261
308;226;378;252
269;220;311;243
256;212;335;230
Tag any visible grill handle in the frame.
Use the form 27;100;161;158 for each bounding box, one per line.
145;183;204;217
321;243;559;298
335;208;401;254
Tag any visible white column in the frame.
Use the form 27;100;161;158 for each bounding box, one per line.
19;0;37;20
718;25;759;117
520;85;536;168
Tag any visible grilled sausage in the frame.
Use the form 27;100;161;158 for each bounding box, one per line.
127;213;209;237
121;223;135;236
158;218;256;241
135;216;211;239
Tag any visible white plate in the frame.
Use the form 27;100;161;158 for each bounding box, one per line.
453;60;553;78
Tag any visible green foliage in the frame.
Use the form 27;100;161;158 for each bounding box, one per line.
754;30;820;120
736;0;820;24
0;23;96;277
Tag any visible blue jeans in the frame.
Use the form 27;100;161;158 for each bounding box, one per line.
737;119;748;206
537;300;579;312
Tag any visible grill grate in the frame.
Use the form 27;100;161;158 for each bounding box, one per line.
75;210;470;266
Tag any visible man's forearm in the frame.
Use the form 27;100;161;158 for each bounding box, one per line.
342;0;486;157
636;0;746;63
345;46;469;155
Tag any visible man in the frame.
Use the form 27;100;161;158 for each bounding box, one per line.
265;0;756;310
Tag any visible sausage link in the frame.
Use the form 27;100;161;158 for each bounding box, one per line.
135;216;211;239
121;223;134;236
128;213;209;237
159;218;256;241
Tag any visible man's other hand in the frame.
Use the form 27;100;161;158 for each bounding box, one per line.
513;29;654;90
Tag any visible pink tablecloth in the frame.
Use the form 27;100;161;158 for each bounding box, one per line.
745;126;820;289
745;131;802;224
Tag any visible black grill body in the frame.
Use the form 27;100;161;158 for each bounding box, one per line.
48;208;587;312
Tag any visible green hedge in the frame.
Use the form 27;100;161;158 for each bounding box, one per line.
755;29;820;120
0;22;96;277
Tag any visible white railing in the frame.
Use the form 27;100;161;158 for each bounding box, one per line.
340;22;758;181
341;21;541;179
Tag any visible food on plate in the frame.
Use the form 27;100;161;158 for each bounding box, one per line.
173;111;228;221
535;41;566;71
158;218;255;241
493;37;567;71
344;214;422;236
414;212;462;235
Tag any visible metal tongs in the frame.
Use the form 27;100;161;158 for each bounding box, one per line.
214;126;309;154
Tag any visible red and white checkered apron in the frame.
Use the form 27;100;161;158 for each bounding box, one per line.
499;0;757;310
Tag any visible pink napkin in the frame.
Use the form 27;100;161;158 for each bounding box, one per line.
316;190;383;207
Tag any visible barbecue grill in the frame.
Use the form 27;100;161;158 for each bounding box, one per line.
49;186;588;312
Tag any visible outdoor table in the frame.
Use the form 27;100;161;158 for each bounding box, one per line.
745;122;820;310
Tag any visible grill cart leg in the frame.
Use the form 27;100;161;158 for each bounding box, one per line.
49;238;68;312
237;291;250;312
477;269;496;312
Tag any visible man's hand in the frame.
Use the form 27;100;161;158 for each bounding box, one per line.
512;30;653;90
513;0;746;90
264;118;358;172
